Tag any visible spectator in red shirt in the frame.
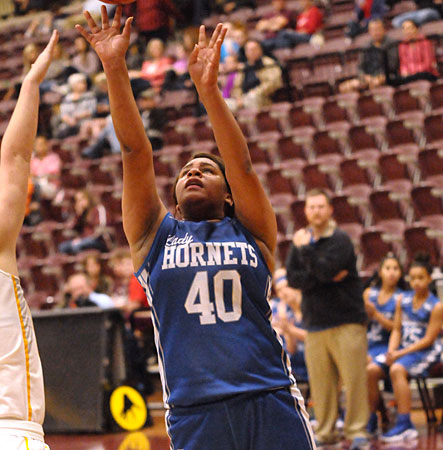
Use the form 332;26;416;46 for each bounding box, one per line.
261;0;323;52
395;19;439;84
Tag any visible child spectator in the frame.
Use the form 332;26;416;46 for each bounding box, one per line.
30;135;62;200
58;189;109;255
83;251;113;295
380;253;443;443
364;253;407;436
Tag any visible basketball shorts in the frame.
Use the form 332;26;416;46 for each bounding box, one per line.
166;385;316;450
0;420;49;450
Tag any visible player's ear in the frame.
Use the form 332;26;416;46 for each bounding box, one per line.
225;193;233;207
174;204;183;220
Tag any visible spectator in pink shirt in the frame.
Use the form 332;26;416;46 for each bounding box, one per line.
396;19;439;84
30;135;62;200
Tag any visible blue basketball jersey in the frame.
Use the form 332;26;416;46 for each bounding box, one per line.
400;290;440;347
367;287;400;348
136;213;293;408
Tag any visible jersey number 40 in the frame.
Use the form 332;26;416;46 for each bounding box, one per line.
185;270;242;324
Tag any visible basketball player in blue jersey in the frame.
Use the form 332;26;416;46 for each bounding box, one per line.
0;31;58;449
76;6;315;450
364;253;405;436
380;253;443;443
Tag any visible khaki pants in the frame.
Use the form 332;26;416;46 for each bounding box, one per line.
305;323;369;443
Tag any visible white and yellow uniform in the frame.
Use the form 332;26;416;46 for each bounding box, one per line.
0;269;48;449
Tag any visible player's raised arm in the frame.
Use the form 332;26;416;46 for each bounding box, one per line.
76;6;167;268
189;25;277;268
0;30;58;275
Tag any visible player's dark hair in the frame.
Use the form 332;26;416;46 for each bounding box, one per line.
172;153;234;217
410;252;433;275
367;252;408;290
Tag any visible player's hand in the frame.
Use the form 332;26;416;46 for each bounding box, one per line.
24;30;59;85
188;24;227;95
76;6;132;64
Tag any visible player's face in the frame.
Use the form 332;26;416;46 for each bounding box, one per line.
409;266;431;296
304;194;333;229
175;158;231;221
379;257;401;288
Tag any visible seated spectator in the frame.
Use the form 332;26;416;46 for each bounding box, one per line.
125;0;181;52
126;42;144;71
40;41;76;94
220;22;240;63
392;0;442;28
393;19;439;84
221;54;242;102
346;0;386;39
3;43;39;101
379;253;443;443
224;39;283;111
23;177;42;226
83;251;113;295
80;72;110;140
137;39;173;92
211;0;256;14
55;73;97;139
82;87;164;158
30;135;62;200
271;268;308;382
163;39;193;91
110;248;148;315
231;22;249;64
257;0;294;40
70;36;101;77
262;0;321;51
339;19;398;92
58;189;109;254
364;254;406;436
63;272;114;308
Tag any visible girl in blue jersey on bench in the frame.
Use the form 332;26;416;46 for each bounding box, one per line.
364;253;406;436
76;7;315;450
379;253;443;443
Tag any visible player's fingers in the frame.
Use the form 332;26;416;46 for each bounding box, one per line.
84;10;100;33
188;44;199;66
122;16;133;40
112;5;122;29
198;25;206;48
208;23;222;49
44;29;59;54
101;5;110;29
75;24;91;42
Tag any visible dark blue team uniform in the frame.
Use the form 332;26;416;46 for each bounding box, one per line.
136;213;315;450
